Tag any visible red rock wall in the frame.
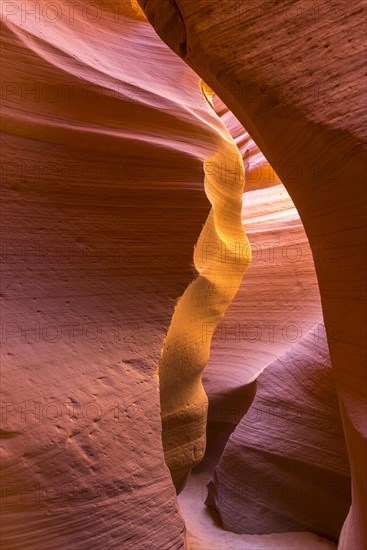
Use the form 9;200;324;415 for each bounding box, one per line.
1;0;365;547
138;1;367;548
1;2;242;547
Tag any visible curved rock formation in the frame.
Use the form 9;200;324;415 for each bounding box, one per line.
138;1;367;547
205;97;325;392
197;97;326;478
159;128;251;491
206;326;351;540
184;95;349;548
1;0;365;548
179;472;339;550
0;2;249;547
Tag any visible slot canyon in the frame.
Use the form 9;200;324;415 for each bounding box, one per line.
1;1;366;549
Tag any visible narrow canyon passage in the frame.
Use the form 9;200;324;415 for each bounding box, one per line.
1;1;365;549
138;2;367;548
172;95;351;549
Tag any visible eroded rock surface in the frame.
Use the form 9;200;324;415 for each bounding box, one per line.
0;2;247;547
138;1;367;547
2;0;365;548
207;326;351;540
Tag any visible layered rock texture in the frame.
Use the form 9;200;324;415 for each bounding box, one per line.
157;86;251;492
206;326;351;540
189;97;351;548
1;1;243;547
138;1;367;548
1;0;366;549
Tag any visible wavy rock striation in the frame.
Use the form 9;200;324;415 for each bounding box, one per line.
159;96;251;489
0;2;250;547
207;326;351;540
138;1;367;547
